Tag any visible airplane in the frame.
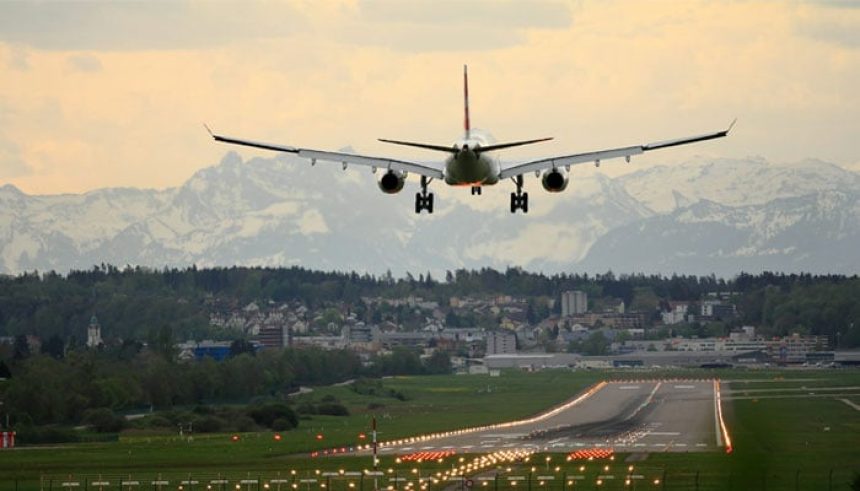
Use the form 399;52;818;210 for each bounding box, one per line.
206;65;734;214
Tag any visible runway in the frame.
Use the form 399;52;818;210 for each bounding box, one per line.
372;380;722;455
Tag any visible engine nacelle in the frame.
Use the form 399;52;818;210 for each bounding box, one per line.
541;168;569;193
377;170;406;194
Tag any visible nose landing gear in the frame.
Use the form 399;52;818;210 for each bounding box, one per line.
471;186;482;196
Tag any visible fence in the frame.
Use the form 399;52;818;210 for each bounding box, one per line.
3;468;859;491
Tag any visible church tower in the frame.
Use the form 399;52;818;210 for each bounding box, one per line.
86;315;103;348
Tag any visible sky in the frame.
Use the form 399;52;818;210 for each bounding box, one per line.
1;0;859;195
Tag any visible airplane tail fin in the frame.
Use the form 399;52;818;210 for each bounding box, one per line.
464;64;471;139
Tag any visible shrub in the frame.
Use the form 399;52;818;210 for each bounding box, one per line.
272;418;292;431
194;416;224;433
82;408;125;433
16;426;80;444
146;415;173;428
296;403;317;415
316;403;349;416
235;415;257;432
247;403;298;429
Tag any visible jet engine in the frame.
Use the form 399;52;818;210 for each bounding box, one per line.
541;168;569;193
377;170;407;194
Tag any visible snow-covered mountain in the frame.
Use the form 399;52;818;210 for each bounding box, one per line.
1;153;858;276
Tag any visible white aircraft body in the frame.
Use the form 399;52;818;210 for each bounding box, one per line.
207;66;733;214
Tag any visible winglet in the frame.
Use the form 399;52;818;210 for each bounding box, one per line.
726;118;737;134
203;123;214;138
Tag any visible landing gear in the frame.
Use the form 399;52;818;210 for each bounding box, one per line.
510;175;528;213
471;186;482;196
415;176;434;214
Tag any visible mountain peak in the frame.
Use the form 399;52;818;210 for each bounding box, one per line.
0;183;26;198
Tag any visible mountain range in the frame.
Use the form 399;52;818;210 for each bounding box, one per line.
2;153;858;277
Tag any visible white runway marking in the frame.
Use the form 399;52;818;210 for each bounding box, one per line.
839;399;860;411
696;443;707;447
674;385;695;389
647;432;681;436
619;386;641;390
420;446;434;450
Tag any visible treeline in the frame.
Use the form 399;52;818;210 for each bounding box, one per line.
1;265;858;346
0;343;450;431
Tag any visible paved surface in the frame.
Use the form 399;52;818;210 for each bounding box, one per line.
370;380;720;455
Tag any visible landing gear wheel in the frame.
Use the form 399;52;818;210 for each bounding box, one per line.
509;175;529;213
415;193;435;214
415;177;435;214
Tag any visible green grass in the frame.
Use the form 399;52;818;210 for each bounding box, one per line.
2;369;859;491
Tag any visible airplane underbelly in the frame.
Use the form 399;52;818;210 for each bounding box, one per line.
445;155;499;185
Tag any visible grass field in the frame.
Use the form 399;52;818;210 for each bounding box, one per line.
2;368;859;490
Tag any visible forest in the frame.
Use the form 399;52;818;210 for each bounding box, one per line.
0;266;858;439
0;266;857;345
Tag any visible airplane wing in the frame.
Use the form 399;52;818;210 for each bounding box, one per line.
206;126;444;179
498;121;735;180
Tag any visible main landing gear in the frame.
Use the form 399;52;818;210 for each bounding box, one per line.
471;186;482;196
415;176;434;214
510;175;528;213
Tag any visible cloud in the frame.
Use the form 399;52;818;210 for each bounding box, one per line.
358;0;571;29
66;54;103;73
0;1;859;195
339;0;571;52
0;140;33;178
0;1;304;51
6;45;29;70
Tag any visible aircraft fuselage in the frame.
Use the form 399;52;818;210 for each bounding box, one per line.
444;137;501;186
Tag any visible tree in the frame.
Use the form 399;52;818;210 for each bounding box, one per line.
229;339;256;358
580;331;609;356
12;335;29;361
424;350;452;375
41;335;65;360
148;325;177;361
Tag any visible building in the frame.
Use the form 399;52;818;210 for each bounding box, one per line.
291;335;347;350
177;340;234;361
86;315;103;348
561;291;588;317
0;431;15;449
256;325;287;348
486;330;517;355
569;312;647;330
377;331;433;349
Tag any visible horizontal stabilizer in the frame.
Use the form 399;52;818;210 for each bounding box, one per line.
479;137;553;153
378;138;456;153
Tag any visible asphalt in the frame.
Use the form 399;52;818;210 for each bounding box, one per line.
369;380;721;455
